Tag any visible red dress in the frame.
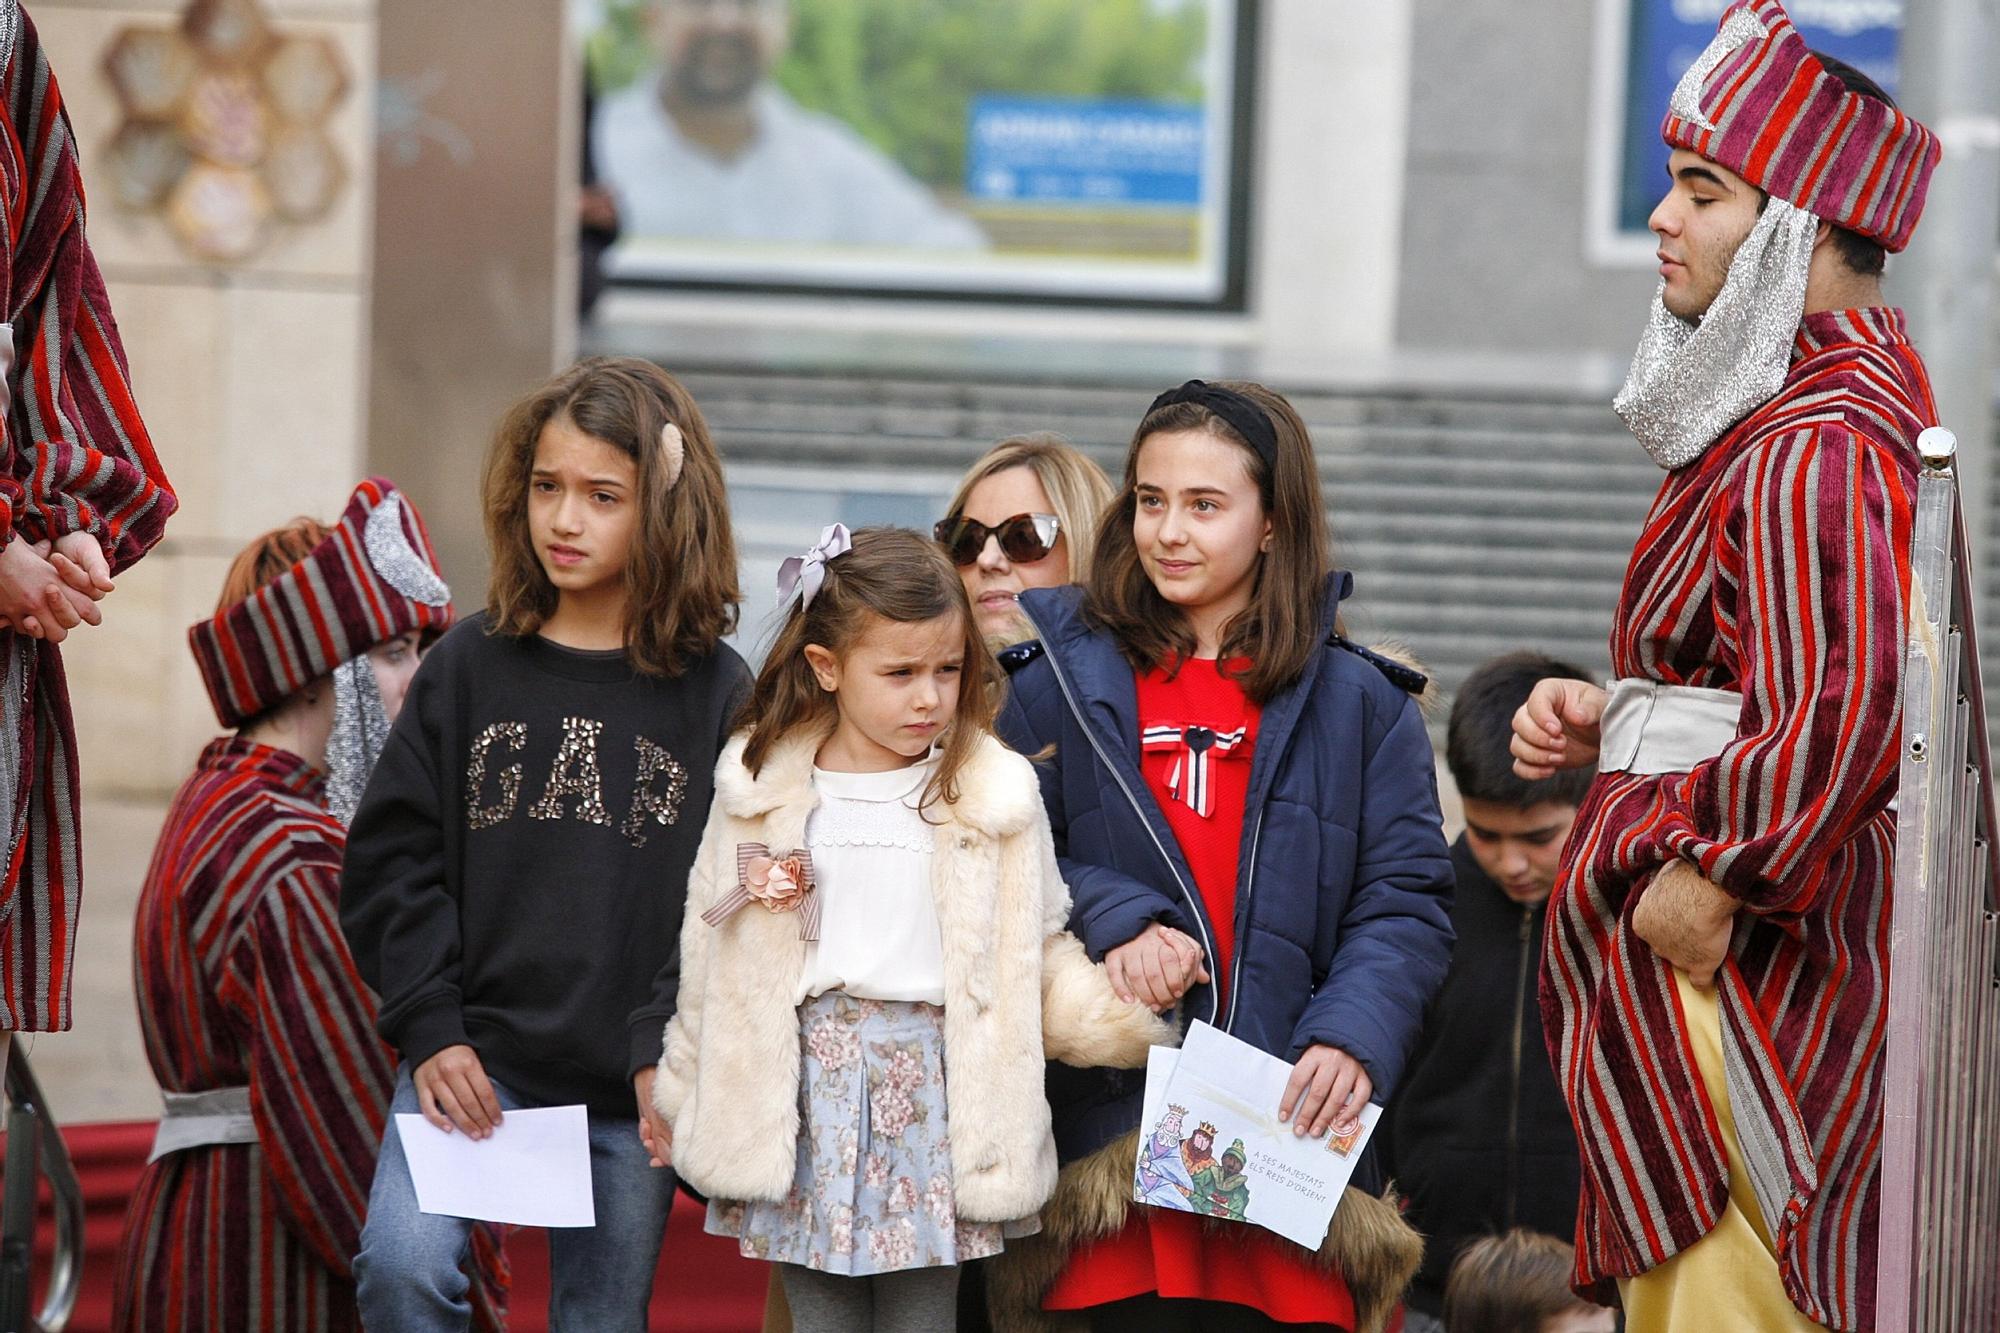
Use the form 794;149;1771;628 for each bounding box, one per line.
1043;658;1359;1328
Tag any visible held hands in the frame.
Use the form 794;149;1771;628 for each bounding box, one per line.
413;1044;504;1140
52;532;114;598
634;1066;673;1169
0;533;112;642
1105;921;1209;1013
1279;1044;1371;1139
1510;677;1609;779
1632;860;1740;989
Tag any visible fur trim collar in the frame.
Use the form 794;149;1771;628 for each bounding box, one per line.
1361;637;1440;718
714;726;1040;837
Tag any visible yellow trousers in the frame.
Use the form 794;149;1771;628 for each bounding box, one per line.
1618;972;1829;1333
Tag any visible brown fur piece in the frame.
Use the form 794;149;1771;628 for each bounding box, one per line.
1367;638;1441;719
988;1133;1424;1333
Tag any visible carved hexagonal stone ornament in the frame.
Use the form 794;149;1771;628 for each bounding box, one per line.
102;0;349;262
181;0;272;64
167;161;270;263
105;28;197;120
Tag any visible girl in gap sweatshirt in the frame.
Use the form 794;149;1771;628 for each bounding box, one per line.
339;357;749;1332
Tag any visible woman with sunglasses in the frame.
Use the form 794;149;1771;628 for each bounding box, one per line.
936;433;1115;646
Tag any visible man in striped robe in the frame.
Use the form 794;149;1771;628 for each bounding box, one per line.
1510;4;1941;1329
115;481;505;1331
0;0;176;1044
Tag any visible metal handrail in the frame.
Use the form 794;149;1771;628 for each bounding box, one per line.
0;1050;84;1333
1878;426;2000;1332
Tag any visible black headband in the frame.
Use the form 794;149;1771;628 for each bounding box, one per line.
1145;380;1279;469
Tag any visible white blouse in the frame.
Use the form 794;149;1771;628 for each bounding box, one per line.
796;758;946;1005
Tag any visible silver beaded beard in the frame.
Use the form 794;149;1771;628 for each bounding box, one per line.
325;657;393;827
1614;197;1819;470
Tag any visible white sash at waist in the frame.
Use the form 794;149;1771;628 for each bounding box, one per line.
148;1086;257;1163
1597;679;1742;775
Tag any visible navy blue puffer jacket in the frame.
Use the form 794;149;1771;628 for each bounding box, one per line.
997;578;1456;1167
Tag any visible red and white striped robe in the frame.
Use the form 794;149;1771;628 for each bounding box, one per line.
0;1;176;1029
115;738;506;1332
1543;307;1934;1331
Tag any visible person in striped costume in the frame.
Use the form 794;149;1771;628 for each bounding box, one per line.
114;481;505;1331
0;0;177;1055
1509;5;1940;1330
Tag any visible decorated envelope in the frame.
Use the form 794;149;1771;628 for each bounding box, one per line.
1134;1021;1382;1249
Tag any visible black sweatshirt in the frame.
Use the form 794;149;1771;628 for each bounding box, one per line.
1377;835;1582;1316
340;615;749;1117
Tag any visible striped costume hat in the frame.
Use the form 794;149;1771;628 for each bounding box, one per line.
1662;0;1938;252
189;478;453;727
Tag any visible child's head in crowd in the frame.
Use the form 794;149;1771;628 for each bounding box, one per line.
743;525;998;810
1447;652;1594;903
1444;1229;1613;1333
482;355;740;675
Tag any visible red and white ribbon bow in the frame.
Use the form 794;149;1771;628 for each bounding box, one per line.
701;843;821;940
1141;723;1248;818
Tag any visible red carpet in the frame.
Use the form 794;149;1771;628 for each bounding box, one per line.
31;1121;767;1331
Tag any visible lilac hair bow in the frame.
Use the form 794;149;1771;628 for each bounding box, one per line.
777;523;853;609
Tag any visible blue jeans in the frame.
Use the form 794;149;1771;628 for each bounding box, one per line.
355;1065;676;1332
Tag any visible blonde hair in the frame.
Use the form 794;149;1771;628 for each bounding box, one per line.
741;528;999;815
942;433;1116;588
481;357;741;676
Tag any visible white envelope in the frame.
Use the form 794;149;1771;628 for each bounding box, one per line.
394;1105;596;1228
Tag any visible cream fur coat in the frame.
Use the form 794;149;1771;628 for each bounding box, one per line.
654;726;1169;1224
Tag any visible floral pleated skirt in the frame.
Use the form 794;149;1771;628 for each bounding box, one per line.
706;990;1038;1274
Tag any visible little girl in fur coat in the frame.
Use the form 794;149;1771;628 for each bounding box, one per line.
649;526;1167;1332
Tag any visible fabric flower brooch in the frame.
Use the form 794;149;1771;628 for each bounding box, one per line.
701;843;822;940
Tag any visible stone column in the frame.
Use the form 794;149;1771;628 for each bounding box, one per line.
366;0;576;595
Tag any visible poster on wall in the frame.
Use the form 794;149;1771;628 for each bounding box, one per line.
578;0;1253;308
1590;0;1901;260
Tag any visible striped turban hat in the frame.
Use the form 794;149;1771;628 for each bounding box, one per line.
190;477;454;727
1662;0;1939;252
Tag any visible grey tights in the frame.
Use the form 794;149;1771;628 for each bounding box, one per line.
779;1262;961;1333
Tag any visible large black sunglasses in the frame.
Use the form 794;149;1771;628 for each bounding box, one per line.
932;512;1061;567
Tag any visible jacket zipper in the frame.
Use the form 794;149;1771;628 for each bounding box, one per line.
1221;807;1264;1033
1504;903;1532;1226
1020;605;1221;1026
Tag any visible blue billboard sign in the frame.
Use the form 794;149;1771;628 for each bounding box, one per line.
1615;0;1901;234
966;96;1206;208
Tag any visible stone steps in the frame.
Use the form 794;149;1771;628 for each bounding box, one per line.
674;361;1998;710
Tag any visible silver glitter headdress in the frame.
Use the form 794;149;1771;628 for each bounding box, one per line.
325;656;393;827
1614;197;1818;470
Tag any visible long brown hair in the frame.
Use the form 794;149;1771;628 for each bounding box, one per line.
1083;380;1330;702
216;517;330;612
740;527;999;814
482;356;741;676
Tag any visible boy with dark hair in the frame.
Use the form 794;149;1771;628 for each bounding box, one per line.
1385;652;1591;1331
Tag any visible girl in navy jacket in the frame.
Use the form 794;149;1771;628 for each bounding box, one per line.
993;380;1455;1333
